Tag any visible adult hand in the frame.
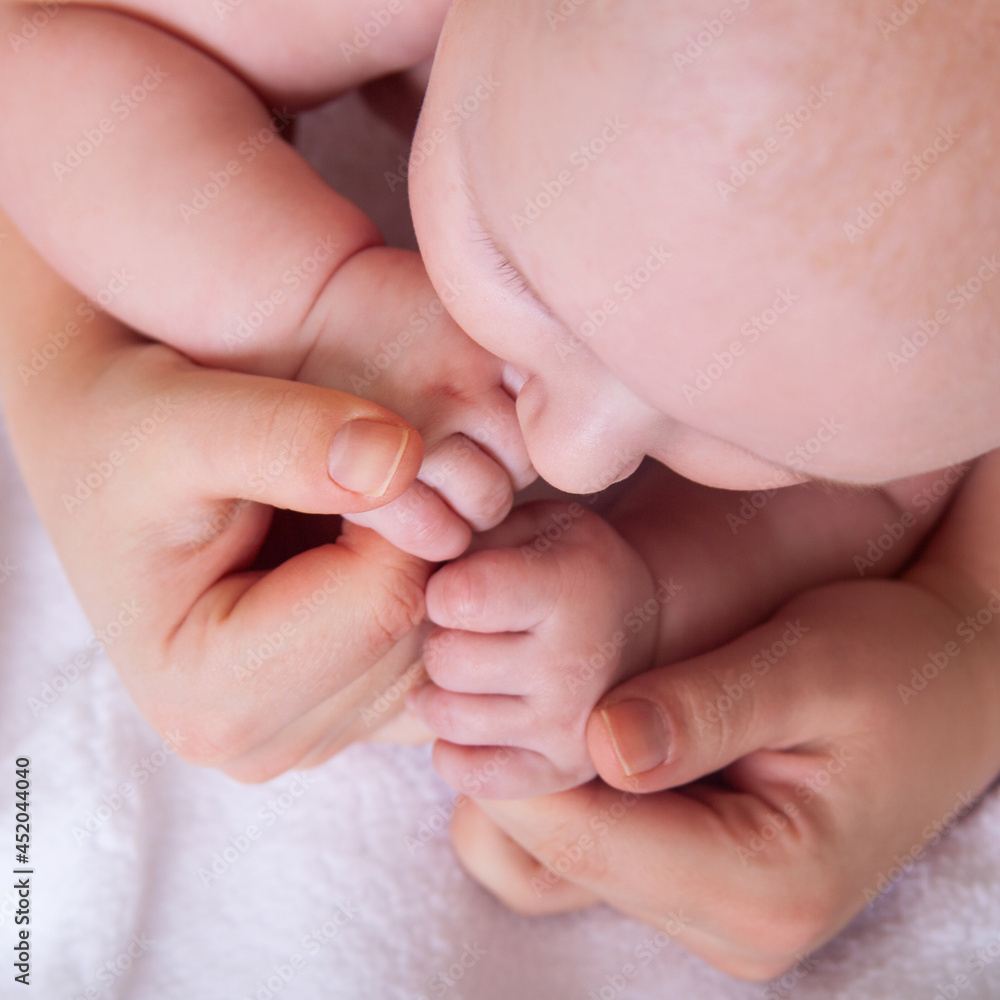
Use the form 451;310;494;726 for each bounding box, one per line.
0;215;432;782
449;454;1000;979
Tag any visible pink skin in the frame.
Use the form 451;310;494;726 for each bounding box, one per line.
1;0;998;974
410;0;1000;494
403;0;1000;807
0;0;533;564
411;500;660;798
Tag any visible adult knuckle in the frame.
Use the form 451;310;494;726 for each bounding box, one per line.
241;386;314;488
364;567;427;658
151;703;257;768
664;669;751;763
496;868;554;916
729;836;839;965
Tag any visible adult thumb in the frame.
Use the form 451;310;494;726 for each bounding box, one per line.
125;353;424;515
586;608;831;793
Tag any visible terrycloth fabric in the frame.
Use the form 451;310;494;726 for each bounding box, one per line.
2;93;1000;1000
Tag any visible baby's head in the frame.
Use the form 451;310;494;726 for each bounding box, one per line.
411;0;1000;492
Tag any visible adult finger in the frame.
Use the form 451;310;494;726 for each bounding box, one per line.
135;521;433;774
584;582;951;792
450;799;600;915
0;221;424;521
94;353;424;517
0;220;435;778
470;778;844;981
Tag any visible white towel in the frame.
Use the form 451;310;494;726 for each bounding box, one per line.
2;92;999;1000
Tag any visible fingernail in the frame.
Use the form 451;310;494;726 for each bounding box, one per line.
600;700;670;777
328;420;409;497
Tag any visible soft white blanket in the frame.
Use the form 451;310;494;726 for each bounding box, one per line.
2;94;999;1000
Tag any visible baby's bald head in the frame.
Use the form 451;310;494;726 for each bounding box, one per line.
412;0;1000;491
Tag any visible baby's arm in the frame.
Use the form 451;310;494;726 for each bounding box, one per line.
411;462;964;796
0;0;530;558
0;0;437;366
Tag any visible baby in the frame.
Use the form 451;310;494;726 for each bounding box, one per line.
0;0;532;563
3;0;1000;978
398;0;1000;795
4;0;999;802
